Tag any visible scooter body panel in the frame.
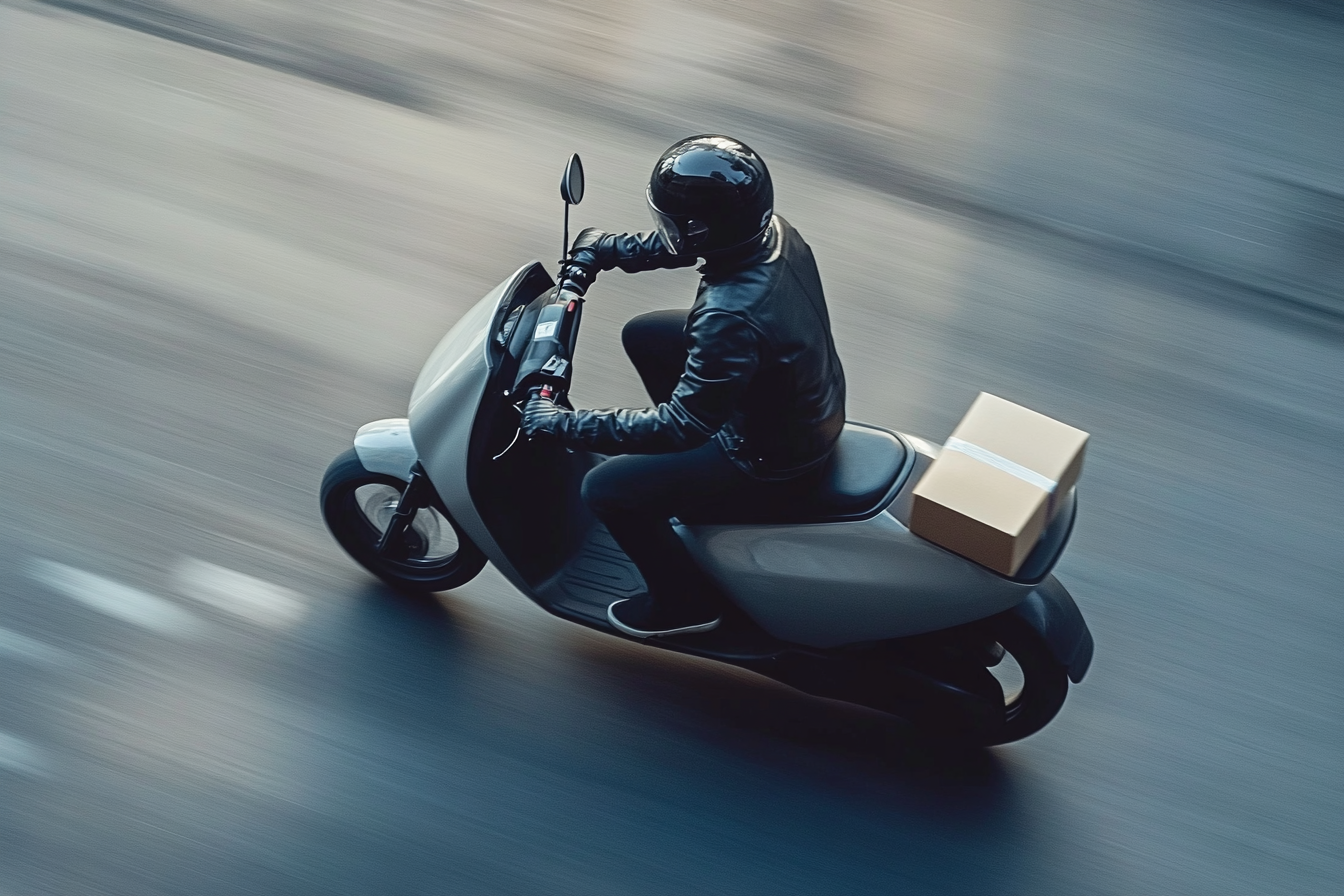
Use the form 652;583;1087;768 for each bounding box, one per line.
407;265;539;595
681;507;1031;647
1013;575;1095;682
353;419;418;482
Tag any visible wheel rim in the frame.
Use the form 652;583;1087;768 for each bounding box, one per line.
321;449;487;594
988;645;1028;721
352;483;461;567
978;616;1069;742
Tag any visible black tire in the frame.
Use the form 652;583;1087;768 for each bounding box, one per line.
979;611;1070;745
320;448;486;594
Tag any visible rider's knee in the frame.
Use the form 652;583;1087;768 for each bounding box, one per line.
621;310;686;359
581;461;635;516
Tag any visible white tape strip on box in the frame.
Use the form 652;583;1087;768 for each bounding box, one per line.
943;437;1059;492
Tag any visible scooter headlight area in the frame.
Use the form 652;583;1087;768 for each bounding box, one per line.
320;162;1093;747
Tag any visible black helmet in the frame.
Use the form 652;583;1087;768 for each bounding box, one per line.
646;135;774;256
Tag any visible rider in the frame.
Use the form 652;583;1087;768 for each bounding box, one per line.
522;135;847;638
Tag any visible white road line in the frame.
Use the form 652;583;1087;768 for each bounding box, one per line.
0;626;78;667
27;560;206;637
173;558;307;628
0;731;49;777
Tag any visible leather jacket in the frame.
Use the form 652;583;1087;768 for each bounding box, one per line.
548;216;847;480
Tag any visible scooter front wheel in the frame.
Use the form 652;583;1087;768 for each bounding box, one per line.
320;448;486;594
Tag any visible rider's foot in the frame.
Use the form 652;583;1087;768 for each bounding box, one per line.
607;594;721;639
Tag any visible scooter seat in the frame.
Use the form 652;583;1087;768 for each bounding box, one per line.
784;422;908;522
683;422;908;525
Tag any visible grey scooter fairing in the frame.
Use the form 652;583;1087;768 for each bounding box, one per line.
369;262;1089;686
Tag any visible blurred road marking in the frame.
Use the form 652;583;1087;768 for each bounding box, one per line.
173;559;306;628
27;560;206;637
0;626;77;667
0;731;49;777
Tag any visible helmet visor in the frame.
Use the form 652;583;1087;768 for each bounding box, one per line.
646;191;686;255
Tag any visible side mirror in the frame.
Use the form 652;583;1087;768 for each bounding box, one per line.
560;153;585;206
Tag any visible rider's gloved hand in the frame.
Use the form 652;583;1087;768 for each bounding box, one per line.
521;390;569;439
559;227;607;296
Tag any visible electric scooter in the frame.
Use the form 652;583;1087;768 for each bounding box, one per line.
320;154;1094;745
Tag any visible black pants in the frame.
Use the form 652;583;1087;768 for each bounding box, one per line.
581;311;811;614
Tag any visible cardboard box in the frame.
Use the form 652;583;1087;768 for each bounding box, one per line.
910;393;1088;576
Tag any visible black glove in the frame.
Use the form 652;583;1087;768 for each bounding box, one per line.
559;227;608;296
557;266;593;297
521;391;569;439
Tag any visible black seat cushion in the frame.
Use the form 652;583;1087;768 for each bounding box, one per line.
682;423;908;525
792;423;908;522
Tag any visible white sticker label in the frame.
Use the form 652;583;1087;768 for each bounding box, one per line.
533;321;558;340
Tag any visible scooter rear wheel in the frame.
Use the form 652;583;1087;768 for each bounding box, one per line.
981;611;1070;745
320;448;486;594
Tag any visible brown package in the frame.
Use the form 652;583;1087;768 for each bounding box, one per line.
910;393;1088;576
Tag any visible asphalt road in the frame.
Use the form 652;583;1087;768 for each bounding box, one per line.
2;1;1342;893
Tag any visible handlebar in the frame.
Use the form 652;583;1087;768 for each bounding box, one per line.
511;286;583;400
489;278;584;462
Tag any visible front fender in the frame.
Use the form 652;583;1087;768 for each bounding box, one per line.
353;418;418;482
1011;574;1094;683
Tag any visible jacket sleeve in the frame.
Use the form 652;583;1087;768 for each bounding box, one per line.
551;310;762;454
570;229;700;275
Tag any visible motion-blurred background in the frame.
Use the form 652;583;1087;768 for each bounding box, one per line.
2;1;1341;893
